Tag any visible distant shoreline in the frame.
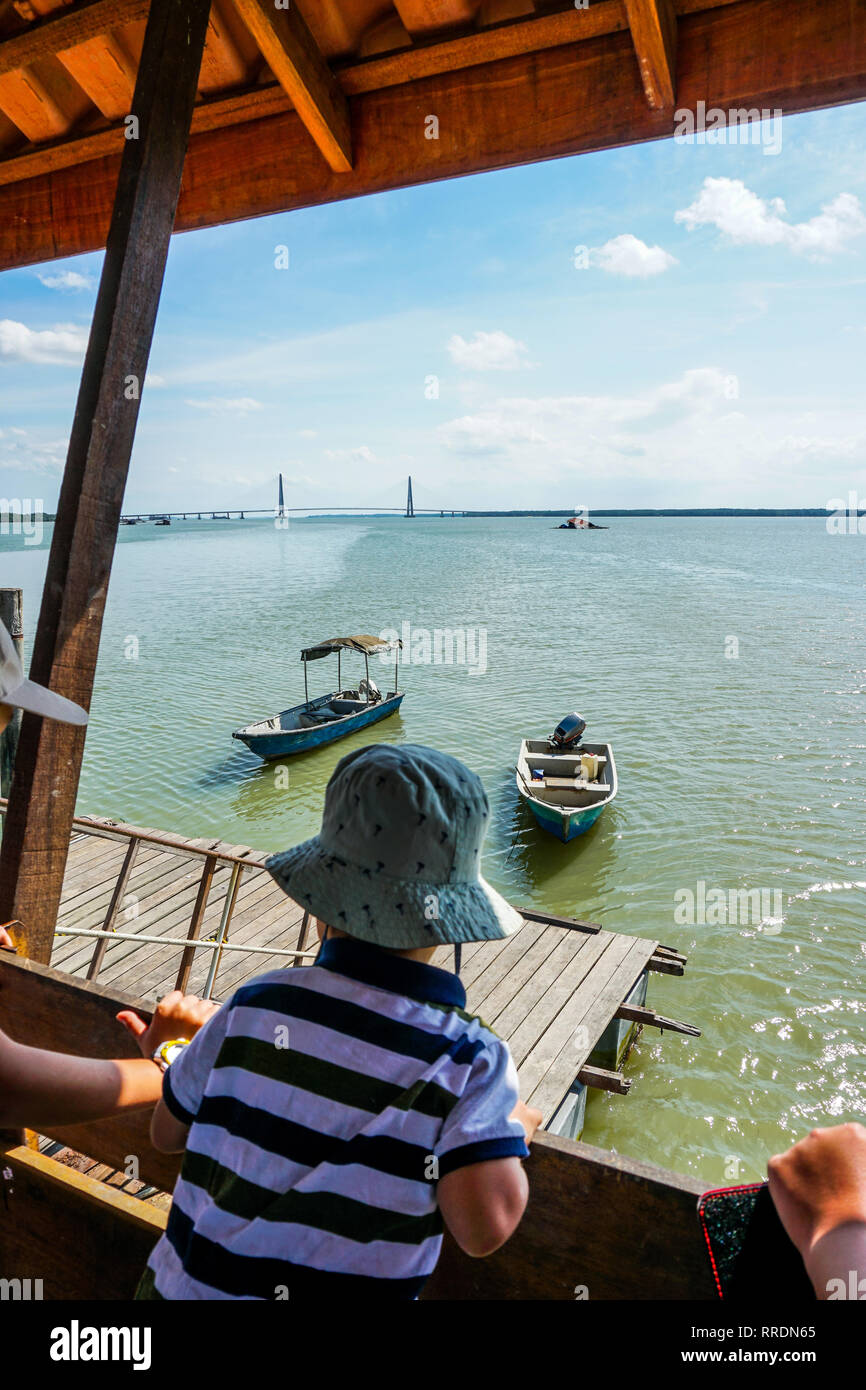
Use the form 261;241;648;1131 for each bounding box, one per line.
11;508;855;522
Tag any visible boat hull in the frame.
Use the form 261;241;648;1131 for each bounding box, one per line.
234;693;404;759
526;798;607;843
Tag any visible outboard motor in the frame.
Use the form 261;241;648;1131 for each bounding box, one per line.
549;712;586;750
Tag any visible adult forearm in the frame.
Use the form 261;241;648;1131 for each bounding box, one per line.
0;1037;162;1128
805;1221;866;1299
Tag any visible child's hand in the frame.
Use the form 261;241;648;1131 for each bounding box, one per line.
510;1098;543;1146
117;991;221;1059
0;925;15;950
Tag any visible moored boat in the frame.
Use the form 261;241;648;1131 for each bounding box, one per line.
233;633;404;759
516;713;617;842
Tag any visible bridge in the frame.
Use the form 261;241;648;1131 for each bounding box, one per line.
120;476;467;523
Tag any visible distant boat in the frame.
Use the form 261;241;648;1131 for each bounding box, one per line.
557;515;608;530
233;634;404;759
155;518;171;526
516;713;617;842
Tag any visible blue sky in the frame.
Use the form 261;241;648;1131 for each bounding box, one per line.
1;102;865;513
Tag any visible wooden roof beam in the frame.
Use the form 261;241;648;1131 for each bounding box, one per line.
624;0;677;110
233;0;352;172
0;0;151;80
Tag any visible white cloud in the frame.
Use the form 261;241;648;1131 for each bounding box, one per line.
447;330;530;371
184;396;263;414
592;234;678;277
36;270;96;292
324;445;376;463
675;178;866;257
430;367;866;504
0;426;67;473
0;319;87;365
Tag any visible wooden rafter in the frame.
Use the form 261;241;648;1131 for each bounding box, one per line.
624;0;678;109
2;0;864;273
0;0;151;80
233;0;352;172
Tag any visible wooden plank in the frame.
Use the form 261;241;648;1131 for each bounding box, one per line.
467;924;566;1022
0;0;151;80
459;918;549;994
624;0;677;108
517;906;601;934
578;1063;632;1095
0;951;182;1190
527;937;656;1121
0;1141;165;1300
494;931;611;1066
233;0;352;172
0;0;213;961
422;1130;715;1300
3;0;865;269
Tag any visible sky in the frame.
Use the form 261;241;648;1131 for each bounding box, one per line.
1;101;866;514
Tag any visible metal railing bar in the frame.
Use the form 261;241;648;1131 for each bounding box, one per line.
53;926;318;958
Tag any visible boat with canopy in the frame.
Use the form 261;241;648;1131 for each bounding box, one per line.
233;634;404;758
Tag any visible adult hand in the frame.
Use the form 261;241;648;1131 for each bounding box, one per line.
768;1122;866;1298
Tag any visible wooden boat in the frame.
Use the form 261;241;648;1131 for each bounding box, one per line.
516;715;617;842
233;634;404;759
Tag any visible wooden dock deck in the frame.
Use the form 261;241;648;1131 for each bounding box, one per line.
4;806;692;1130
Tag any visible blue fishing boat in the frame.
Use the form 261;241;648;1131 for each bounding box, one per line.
233;634;404;759
516;714;617;843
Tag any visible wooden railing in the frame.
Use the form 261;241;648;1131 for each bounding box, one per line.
0;950;716;1300
0;799;317;994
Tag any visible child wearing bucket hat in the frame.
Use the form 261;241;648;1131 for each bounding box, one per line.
142;743;542;1299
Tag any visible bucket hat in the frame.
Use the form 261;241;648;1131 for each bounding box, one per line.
266;743;522;950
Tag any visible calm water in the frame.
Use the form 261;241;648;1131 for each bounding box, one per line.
3;515;865;1182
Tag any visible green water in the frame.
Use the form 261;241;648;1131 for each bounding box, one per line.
3;515;865;1182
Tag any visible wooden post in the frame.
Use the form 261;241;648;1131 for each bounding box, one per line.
0;0;212;964
0;588;22;801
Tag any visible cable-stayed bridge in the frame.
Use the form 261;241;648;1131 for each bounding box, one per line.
121;476;466;522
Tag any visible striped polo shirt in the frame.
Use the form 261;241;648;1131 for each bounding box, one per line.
146;936;529;1299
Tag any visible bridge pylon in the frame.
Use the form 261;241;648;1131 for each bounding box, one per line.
406;475;415;518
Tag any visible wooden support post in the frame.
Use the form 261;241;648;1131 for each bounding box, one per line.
85;836;140;982
0;588;22;801
0;0;213;965
174;854;218;993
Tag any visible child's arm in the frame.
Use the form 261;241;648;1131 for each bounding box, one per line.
150;1099;190;1154
0;989;219;1129
436;1047;542;1258
438;1156;530;1257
